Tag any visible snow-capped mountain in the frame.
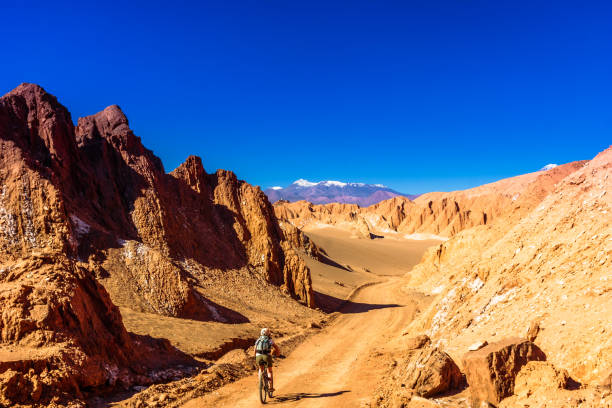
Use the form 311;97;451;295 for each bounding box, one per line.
264;179;417;207
540;163;558;171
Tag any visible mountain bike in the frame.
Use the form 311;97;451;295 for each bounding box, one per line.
258;361;273;404
258;354;284;403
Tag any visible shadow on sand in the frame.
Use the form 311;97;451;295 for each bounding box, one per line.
317;253;353;271
271;390;350;403
341;300;401;314
314;291;401;314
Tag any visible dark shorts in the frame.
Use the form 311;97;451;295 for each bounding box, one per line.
256;354;273;368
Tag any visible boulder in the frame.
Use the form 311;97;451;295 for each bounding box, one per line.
309;321;322;329
402;346;464;397
403;335;431;350
462;337;546;405
513;361;569;397
525;320;540;342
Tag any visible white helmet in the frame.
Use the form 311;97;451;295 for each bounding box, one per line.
261;328;270;336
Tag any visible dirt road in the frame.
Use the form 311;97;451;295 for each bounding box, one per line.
182;278;421;407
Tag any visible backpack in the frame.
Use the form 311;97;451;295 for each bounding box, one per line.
255;335;272;354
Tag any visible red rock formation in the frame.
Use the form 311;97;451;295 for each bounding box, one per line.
0;84;194;406
372;344;463;407
462;338;546;405
402;347;464;397
0;83;315;404
0;83;315;311
278;221;324;260
73;88;314;313
0;255;190;405
512;361;570;398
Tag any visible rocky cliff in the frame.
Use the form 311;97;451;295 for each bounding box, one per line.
0;83;314;405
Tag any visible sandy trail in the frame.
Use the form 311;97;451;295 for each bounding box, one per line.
182;277;419;408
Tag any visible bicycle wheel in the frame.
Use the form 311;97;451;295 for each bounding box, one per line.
259;368;268;404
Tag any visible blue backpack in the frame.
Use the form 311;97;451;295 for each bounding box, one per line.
255;336;272;354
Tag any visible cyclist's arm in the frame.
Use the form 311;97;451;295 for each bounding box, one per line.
272;343;281;356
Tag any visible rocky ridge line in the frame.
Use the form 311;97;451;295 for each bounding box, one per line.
0;83;315;406
274;160;586;240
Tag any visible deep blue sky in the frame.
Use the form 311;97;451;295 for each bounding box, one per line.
1;1;610;193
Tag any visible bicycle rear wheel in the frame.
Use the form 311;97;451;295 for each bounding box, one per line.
259;367;268;404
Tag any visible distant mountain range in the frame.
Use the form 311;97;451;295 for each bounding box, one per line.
264;179;418;206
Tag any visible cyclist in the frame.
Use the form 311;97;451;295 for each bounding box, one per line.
254;328;281;392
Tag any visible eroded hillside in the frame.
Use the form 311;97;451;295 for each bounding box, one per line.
0;83;317;406
372;147;611;407
406;147;611;385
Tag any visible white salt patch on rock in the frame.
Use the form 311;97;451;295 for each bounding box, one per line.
468;340;488;351
404;233;448;241
0;186;18;245
70;214;90;237
469;277;485;292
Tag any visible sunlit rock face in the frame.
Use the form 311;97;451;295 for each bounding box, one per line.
0;83;315;405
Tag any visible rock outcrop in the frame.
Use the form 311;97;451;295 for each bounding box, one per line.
0;256;190;406
278;221;324;261
513;361;570;398
0;83;316;404
372;345;463;407
462;338;546;405
403;347;464;398
72;103;315;313
403;335;431;350
500;361;610;408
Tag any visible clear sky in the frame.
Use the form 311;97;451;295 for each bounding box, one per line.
1;1;610;194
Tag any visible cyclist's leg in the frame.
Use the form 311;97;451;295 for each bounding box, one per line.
266;355;274;390
267;366;273;390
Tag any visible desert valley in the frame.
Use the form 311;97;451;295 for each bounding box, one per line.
0;84;610;408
